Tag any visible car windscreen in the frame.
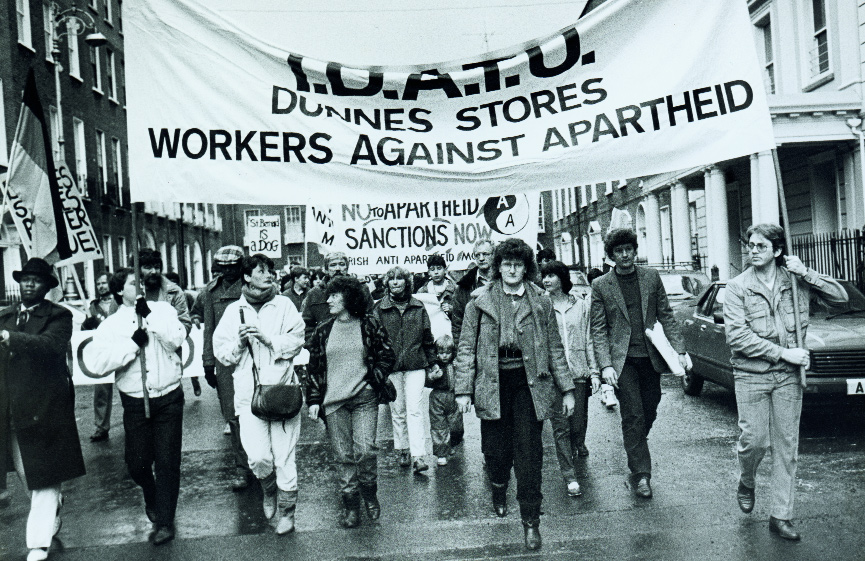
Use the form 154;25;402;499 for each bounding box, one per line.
661;274;707;298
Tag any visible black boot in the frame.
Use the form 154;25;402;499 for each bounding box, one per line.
341;492;361;528
491;482;508;517
522;519;542;550
359;483;381;521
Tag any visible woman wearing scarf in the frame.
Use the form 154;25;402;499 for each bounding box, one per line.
306;275;396;528
541;260;599;498
455;238;574;551
213;254;305;535
373;266;438;474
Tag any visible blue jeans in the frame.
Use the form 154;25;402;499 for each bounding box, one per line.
734;369;802;520
326;387;378;496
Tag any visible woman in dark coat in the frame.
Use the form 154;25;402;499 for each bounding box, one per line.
0;258;85;561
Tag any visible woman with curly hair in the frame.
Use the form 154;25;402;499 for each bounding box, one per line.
306;276;396;528
373;266;438;474
454;238;575;551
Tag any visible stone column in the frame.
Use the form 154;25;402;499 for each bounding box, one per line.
642;191;663;265
669;181;692;265
704;165;730;279
750;151;780;225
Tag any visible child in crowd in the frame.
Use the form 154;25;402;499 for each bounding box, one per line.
427;335;464;466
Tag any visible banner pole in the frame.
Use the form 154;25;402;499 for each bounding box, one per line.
771;148;807;389
131;202;151;417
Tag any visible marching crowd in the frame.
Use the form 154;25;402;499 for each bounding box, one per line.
0;224;848;560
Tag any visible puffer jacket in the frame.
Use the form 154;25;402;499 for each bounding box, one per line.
724;266;847;373
305;314;396;409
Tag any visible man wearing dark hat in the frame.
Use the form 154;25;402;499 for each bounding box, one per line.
0;258;85;561
194;245;252;491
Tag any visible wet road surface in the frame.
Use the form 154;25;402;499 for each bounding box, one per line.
1;375;863;560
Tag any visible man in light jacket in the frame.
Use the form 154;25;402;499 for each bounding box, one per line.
590;228;687;499
84;267;187;547
724;223;847;541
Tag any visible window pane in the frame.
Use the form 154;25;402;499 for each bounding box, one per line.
812;0;825;32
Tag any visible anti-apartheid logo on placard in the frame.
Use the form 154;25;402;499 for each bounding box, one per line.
483;195;530;235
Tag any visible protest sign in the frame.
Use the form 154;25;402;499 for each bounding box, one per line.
306;193;539;274
246;215;282;258
73;326;204;386
125;0;775;205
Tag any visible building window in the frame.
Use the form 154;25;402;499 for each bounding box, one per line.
96;130;107;194
17;0;32;48
111;137;122;203
90;45;102;92
105;0;113;24
285;206;302;224
102;234;113;271
810;0;829;78
119;59;125;105
89;0;99;11
590;184;598;203
67;24;81;78
73;118;87;194
118;236;127;265
48;106;62;163
580;185;588;208
43;2;54;62
605;181;613;195
118;0;123;32
757;19;775;94
538;200;545;232
107;50;117;101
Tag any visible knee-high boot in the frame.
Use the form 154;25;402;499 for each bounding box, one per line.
275;489;297;535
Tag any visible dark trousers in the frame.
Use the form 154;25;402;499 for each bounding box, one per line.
616;357;661;479
120;387;184;526
480;365;543;520
93;382;113;433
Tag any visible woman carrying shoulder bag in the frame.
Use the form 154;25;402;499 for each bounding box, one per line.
213;254;305;535
306;275;396;529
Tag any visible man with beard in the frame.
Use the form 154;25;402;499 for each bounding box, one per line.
192;245;254;491
137;249;191;336
84;273;119;442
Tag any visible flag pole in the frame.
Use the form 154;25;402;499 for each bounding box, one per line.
771;149;807;389
131;202;151;417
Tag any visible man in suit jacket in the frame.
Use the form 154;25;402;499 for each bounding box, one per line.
0;258;84;561
590;229;687;499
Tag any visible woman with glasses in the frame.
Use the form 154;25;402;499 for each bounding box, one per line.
454;238;575;551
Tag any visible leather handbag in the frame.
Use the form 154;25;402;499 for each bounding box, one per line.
250;362;303;422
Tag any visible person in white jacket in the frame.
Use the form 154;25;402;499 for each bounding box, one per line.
83;267;187;547
212;254;305;535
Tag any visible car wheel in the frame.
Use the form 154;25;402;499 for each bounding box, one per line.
681;370;704;396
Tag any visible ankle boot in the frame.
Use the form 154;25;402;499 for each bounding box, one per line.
359;483;381;520
260;472;278;519
522;518;542;550
275;490;297;535
491;482;508;517
341;492;361;528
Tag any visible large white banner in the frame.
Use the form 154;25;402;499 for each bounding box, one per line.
125;0;775;204
306;193;538;275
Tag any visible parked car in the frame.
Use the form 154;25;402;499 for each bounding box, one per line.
676;279;865;396
658;270;710;309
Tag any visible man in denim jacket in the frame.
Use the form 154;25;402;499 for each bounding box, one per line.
724;223;847;541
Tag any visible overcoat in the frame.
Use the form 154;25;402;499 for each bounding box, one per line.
453;281;573;421
0;300;85;489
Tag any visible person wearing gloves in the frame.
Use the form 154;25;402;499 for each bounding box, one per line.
189;245;252;492
213;254;306;536
84;267;187;547
541;260;599;498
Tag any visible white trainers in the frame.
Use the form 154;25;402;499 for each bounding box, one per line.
437;456;448;466
27;548;48;561
566;481;582;496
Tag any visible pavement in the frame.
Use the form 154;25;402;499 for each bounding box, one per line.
1;375;864;560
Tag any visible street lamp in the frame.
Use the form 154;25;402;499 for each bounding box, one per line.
50;3;106;155
49;3;106;301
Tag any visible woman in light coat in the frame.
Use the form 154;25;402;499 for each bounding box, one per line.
213;254;305;535
541;260;599;497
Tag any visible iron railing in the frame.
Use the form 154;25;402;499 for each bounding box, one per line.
791;230;865;293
